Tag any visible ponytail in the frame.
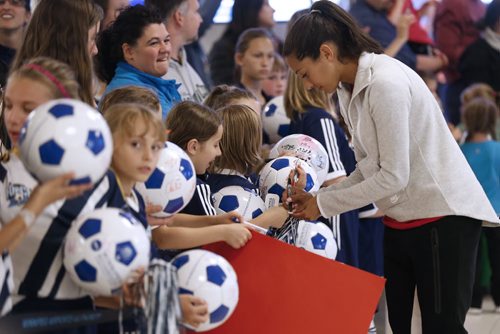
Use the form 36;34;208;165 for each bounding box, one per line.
284;0;383;62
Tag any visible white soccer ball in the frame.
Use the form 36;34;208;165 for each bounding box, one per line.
172;249;239;332
63;208;150;296
18;99;112;184
135;141;196;217
213;185;265;221
261;96;290;144
259;156;319;206
269;134;330;185
295;220;337;260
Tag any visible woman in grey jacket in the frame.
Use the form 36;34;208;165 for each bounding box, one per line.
283;1;500;333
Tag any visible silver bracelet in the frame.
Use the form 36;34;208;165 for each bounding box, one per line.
18;209;36;228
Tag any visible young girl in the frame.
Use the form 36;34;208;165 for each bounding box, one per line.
207;104;263;195
99;85;161;114
11;0;103;106
262;52;288;98
460;97;500;313
165;101;222;217
0;57;135;332
235;28;275;108
208;0;279;86
0;174;91;317
204;84;261;115
102;104;253;250
284;2;499;332
167;101;289;233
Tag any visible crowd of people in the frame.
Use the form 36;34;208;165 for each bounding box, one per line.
0;0;498;333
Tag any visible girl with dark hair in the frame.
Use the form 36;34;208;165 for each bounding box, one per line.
96;5;181;119
284;1;499;333
208;0;280;86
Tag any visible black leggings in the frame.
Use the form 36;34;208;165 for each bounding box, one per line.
384;216;481;334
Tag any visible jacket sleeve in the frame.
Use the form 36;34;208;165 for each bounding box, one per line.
316;78;412;218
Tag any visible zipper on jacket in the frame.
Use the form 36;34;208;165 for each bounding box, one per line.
431;228;442;314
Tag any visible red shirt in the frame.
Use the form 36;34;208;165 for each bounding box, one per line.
383;216;444;230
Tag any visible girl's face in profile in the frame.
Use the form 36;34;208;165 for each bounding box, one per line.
258;0;275;28
3;76;54;146
190;125;223;174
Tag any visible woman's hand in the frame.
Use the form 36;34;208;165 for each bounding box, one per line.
180;294;209;328
286;186;322;221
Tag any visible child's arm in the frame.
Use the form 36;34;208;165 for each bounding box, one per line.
146;205;244;227
0;173;91;252
250;206;289;229
152;224;252;249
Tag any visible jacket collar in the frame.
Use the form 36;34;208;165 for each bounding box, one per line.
116;61;180;90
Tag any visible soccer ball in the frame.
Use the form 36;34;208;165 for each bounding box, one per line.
295;220;337;260
63;208;150;296
269;134;330;185
18;99;112;184
172;249;239;332
261;96;290;144
259;157;319;206
213;186;265;221
135;141;196;217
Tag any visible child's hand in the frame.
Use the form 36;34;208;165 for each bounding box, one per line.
222;224;252;249
146;203;175;226
180;294;208;328
214;211;244;224
26;173;92;214
121;267;146;308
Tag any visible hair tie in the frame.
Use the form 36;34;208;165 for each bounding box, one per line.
24;64;71;98
310;9;321;15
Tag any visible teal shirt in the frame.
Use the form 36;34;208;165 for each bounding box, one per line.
461;140;500;215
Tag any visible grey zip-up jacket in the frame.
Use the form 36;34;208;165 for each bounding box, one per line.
316;53;499;226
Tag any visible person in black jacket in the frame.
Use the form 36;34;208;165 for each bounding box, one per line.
459;0;500;93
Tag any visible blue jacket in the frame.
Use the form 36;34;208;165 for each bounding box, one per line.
103;62;181;119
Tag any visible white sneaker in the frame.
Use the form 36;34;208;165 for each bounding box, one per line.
469;307;482;315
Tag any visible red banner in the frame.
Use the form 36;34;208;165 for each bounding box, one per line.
197;231;385;334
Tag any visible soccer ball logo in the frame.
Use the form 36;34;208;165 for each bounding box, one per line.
261;96;290;144
213;185;266;221
295;220;337;260
259;157;319;204
172;249;239;332
63;208;150;296
19;99;112;184
269;134;330;185
135;141;196;217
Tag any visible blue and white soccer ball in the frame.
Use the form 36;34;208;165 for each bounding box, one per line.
295;220;337;260
63;208;150;296
172;249;239;332
18;99;112;184
213;185;266;221
135;141;196;217
261;96;290;144
269;134;330;185
259;156;319;206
